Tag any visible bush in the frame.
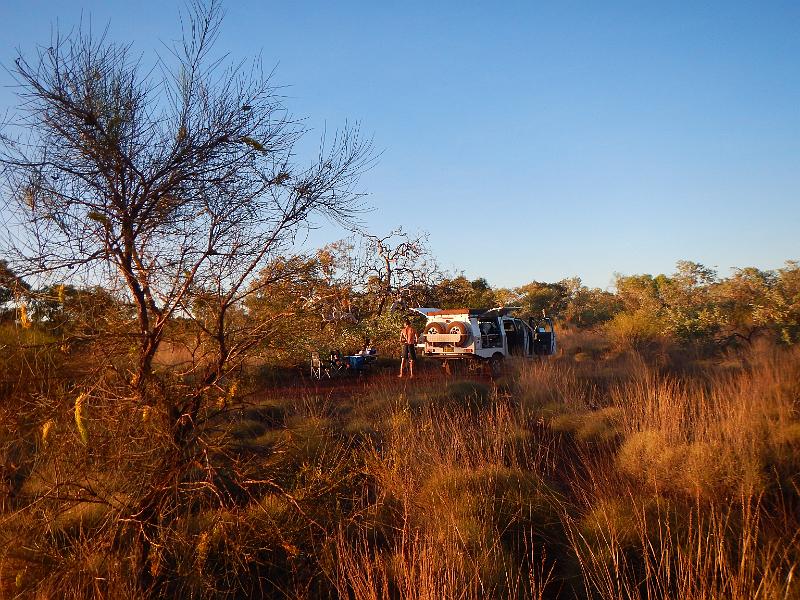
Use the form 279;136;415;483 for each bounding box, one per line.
606;309;668;352
616;430;764;499
407;465;571;596
418;465;563;556
551;407;623;444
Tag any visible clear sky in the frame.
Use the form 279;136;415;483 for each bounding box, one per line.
2;1;798;289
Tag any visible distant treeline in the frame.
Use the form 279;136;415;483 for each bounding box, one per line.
3;255;798;359
441;259;800;350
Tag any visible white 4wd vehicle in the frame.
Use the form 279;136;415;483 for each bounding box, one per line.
414;307;556;370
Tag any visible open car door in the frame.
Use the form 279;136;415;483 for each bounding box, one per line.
531;317;556;356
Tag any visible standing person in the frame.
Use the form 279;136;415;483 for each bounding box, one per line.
399;319;418;378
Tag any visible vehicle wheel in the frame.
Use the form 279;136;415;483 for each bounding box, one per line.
425;322;445;336
446;321;471;346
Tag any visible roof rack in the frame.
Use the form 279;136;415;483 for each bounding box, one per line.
427;308;489;317
423;306;523;318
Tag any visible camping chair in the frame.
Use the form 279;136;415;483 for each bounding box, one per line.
328;350;348;377
310;352;331;380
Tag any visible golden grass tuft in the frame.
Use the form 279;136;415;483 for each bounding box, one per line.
550;407;622;444
417;465;562;553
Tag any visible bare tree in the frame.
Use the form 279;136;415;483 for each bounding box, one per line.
1;1;370;396
363;228;438;314
0;2;371;594
316;229;440;320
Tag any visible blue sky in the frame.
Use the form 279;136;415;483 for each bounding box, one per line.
2;1;798;289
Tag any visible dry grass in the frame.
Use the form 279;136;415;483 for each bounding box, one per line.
2;340;799;598
524;343;800;599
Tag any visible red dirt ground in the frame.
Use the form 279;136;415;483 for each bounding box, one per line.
257;362;494;402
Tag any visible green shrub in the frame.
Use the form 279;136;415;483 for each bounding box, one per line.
766;421;800;491
175;499;308;598
551;412;587;435
499;425;534;462
576;493;686;592
286;415;332;460
775;421;800;447
606;309;668;352
616;430;683;487
524;401;571;424
348;490;405;550
342;417;382;447
580;498;640;550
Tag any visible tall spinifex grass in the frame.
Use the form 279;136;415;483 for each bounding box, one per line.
4;337;799;598
566;491;799;600
332;524;559;600
515;344;800;599
326;347;800;599
324;381;575;599
612;344;800;499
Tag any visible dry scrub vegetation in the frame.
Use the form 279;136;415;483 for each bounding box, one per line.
1;3;798;597
1;328;798;599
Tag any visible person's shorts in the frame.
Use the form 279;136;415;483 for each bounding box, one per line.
402;343;417;360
